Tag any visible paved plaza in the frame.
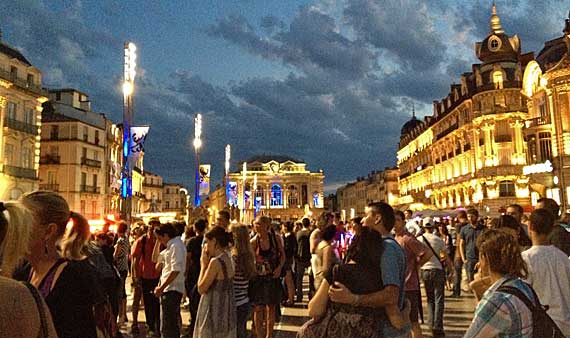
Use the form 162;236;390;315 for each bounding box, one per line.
121;279;476;338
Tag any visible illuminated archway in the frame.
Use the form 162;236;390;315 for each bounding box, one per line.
523;60;543;98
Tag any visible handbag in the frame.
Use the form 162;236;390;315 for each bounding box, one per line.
22;282;51;338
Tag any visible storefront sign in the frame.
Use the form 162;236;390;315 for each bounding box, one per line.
523;160;553;176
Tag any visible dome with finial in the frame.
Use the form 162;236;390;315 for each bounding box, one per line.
400;107;423;137
475;4;520;64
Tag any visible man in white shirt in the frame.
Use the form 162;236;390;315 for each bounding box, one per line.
522;208;570;337
154;223;186;338
418;219;453;338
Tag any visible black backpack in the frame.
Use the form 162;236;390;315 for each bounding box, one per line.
497;284;565;338
297;230;311;262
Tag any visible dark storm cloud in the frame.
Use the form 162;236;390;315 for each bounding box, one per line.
343;0;447;72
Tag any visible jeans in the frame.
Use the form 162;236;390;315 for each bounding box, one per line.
465;259;478;283
421;269;446;331
236;302;252;338
453;259;463;296
294;259;311;301
161;291;182;338
141;278;160;332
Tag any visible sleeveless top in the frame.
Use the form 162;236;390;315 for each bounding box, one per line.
193;252;237;338
314;242;339;290
232;255;250;307
254;231;280;277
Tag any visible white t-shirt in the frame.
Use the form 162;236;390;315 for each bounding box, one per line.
522;245;570;337
158;236;187;293
418;233;445;270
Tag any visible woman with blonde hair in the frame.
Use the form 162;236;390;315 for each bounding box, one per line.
17;191;107;338
0;200;58;338
231;224;257;338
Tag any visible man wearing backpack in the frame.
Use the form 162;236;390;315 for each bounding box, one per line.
295;218;312;302
522;209;570;337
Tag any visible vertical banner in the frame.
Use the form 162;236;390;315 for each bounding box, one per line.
199;164;211;195
130;126;149;165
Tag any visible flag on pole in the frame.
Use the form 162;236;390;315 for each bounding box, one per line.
130;126;149;165
199;164;211;195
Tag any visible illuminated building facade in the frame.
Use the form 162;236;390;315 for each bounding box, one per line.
337;168;399;219
522;15;570;210
397;5;531;212
228;155;324;223
0;36;47;200
142;170;163;212
163;182;188;214
39;89;108;219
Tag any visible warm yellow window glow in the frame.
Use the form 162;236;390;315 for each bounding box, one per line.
493;71;504;89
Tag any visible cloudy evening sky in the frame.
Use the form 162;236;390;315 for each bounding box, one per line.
1;0;568;194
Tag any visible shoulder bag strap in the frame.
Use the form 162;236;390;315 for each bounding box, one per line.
23;282;51;338
497;285;536;312
421;235;443;269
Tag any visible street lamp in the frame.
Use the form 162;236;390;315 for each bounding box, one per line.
225;144;231;204
194;113;202;206
121;41;137;224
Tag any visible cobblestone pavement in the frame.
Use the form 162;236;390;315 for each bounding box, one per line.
120;281;476;338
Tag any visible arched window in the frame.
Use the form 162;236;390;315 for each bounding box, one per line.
313;192;320;207
493;71;504;89
499;181;516;197
288;185;298;207
271;184;282;206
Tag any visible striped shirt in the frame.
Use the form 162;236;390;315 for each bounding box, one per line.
115;236;130;272
232;255;249;306
465;277;534;338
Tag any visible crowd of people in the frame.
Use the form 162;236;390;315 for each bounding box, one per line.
0;190;569;338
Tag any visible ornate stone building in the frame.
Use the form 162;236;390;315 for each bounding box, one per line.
336;168;399;219
397;5;532;212
522;15;570;210
228;155;324;222
0;36;47;200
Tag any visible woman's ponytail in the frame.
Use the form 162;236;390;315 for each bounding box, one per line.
60;211;91;260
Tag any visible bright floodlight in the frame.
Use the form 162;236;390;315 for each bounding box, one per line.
122;82;133;96
225;144;231;174
194;113;202;149
193;138;202;149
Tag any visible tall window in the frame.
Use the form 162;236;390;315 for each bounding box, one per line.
22;146;32;168
493;71;504;89
271;184;282;206
27;74;34;87
93;174;98;188
7;102;16;120
287;185;298;206
81;172;87;187
50;126;59;140
83;126;88;141
4;144;14;165
80;200;86;215
499;181;516;197
539;132;552;162
47;171;56;184
254;185;265;206
313;192;320;207
24;109;34;125
10;66;17;79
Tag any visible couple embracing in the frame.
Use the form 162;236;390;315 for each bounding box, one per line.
298;202;411;338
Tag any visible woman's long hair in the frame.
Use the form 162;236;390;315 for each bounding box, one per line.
0;201;33;275
476;229;528;279
21;191;91;260
230;224;257;280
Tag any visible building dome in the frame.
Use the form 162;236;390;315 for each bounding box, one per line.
536;15;570;71
475;4;520;64
400;115;423;137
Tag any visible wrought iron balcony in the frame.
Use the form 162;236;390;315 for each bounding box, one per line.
526;116;551;128
4;118;39;135
40;154;61;164
0;68;47;96
81;157;101;168
39;183;59;191
80;185;100;193
3;165;37;179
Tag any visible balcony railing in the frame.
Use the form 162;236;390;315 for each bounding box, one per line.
526;116;551;128
81;157;101;168
4;118;39;135
39;154;61;164
143;182;164;188
0;68;47;96
39;183;59;191
81;185;100;194
3;165;37;179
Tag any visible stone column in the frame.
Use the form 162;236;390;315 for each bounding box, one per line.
0;96;6;172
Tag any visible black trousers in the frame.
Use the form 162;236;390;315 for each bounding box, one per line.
141;278;161;332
